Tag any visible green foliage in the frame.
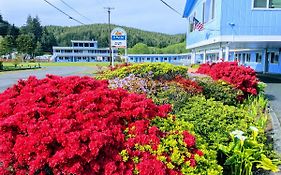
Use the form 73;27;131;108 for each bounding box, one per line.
40;27;57;52
176;96;254;148
257;82;267;95
219;127;280;175
128;42;189;54
97;62;188;80
151;83;191;113
128;43;150;54
16;33;36;55
0;15;19;37
240;95;269;129
0;35;14;55
12;56;22;67
20;15;43;42
46;24;185;48
34;42;44;56
151;116;223;174
196;77;243;106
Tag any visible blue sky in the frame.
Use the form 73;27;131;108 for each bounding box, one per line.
0;0;187;34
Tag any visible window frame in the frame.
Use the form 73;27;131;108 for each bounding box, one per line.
252;0;281;9
269;51;279;64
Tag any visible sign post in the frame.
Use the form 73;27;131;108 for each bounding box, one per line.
111;27;127;67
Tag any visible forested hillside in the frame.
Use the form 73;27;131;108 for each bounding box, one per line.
46;24;185;48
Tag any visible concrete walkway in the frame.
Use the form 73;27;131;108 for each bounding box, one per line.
0;66;97;92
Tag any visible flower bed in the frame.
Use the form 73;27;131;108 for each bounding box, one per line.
196;62;258;97
0;62;279;175
0;75;211;175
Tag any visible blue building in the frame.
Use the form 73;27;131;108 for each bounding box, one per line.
183;0;281;73
127;54;191;65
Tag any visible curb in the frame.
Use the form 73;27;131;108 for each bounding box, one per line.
269;105;281;175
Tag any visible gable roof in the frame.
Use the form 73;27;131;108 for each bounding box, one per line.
183;0;197;18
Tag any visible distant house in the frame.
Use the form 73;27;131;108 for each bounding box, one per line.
183;0;281;73
52;40;117;62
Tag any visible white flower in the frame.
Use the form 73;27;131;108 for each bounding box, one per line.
250;126;258;132
231;130;244;137
235;135;247;141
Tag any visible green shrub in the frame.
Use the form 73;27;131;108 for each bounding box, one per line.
152;115;223;175
196;77;243;106
176;96;255;148
97;62;188;80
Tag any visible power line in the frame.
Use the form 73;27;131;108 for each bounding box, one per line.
42;0;85;25
159;0;182;16
58;0;93;22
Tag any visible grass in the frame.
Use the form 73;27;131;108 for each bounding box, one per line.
1;62;41;72
39;62;115;67
3;62;117;67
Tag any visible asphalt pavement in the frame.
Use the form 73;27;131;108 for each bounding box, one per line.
0;66;97;92
258;74;281;174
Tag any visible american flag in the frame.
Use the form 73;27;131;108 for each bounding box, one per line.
193;17;204;31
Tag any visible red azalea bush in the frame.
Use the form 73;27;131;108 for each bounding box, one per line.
172;76;203;95
0;75;202;175
196;62;258;96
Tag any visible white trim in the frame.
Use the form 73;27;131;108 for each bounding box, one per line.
128;53;190;57
186;35;281;49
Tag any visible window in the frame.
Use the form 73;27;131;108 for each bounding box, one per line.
254;0;267;7
211;0;215;19
79;43;83;47
256;52;262;63
269;51;279;64
270;0;281;8
73;43;78;47
253;0;281;8
246;53;251;62
90;43;94;47
85;43;89;47
202;2;206;23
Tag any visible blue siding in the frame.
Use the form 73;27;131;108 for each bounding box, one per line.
186;0;222;47
221;0;281;36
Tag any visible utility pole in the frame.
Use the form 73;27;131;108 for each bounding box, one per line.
104;7;114;66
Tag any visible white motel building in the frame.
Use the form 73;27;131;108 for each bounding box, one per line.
52;40;118;62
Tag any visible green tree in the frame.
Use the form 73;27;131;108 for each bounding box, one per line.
40;27;57;52
0;35;14;56
0;14;10;36
21;15;43;42
34;42;43;56
16;34;36;56
128;43;150;54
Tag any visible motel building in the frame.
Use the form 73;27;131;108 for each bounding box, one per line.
183;0;281;73
52;40;118;62
127;54;191;64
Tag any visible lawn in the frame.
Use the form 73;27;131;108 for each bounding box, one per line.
2;62;116;67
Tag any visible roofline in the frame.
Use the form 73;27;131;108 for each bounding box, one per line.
183;0;197;18
186;35;281;49
128;53;190;56
71;40;98;43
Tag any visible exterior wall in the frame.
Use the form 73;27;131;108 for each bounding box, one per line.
183;0;281;73
186;0;222;48
52;40;117;62
128;54;191;65
221;0;281;36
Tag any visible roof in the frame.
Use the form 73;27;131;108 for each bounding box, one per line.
71;40;97;43
183;0;197;18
